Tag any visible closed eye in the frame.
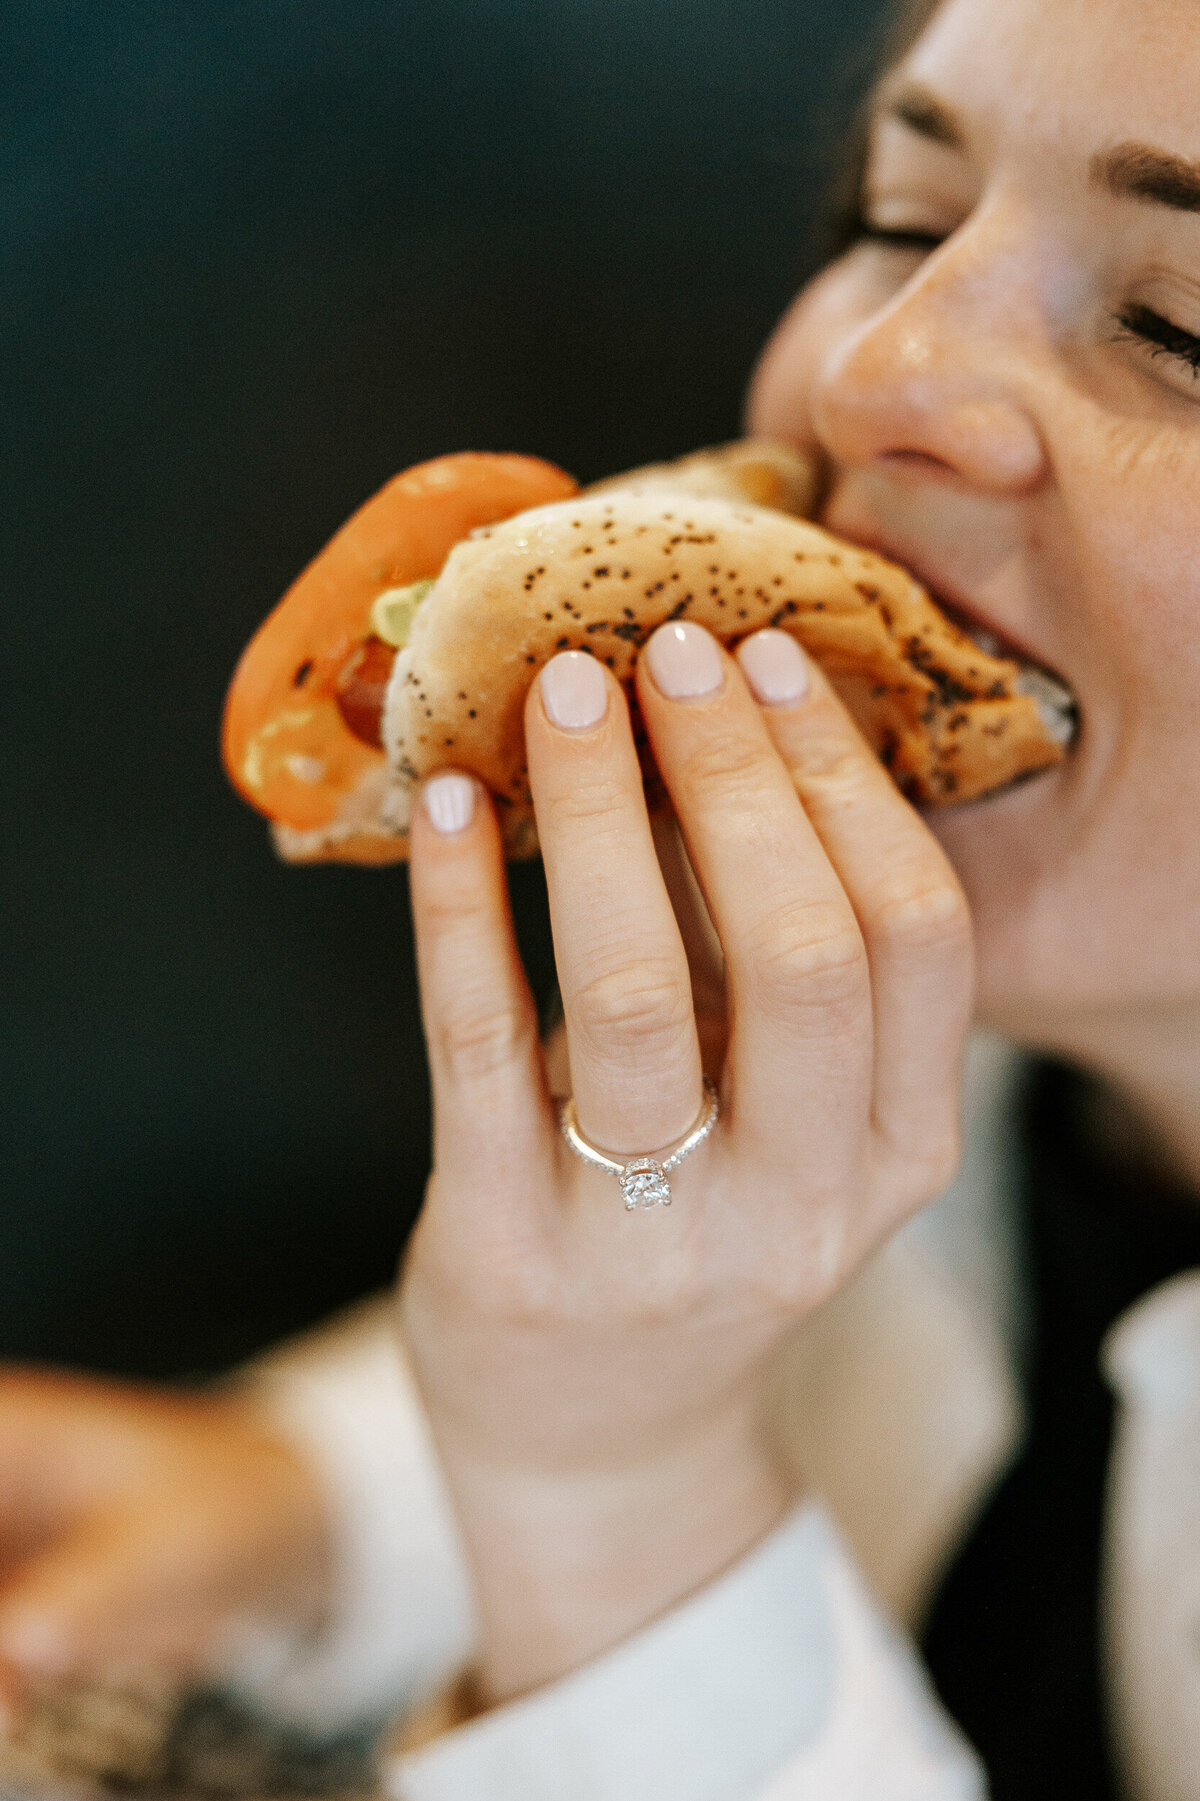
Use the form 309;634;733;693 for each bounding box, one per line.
1112;303;1200;379
854;216;947;255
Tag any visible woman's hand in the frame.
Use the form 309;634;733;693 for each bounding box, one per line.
0;1370;329;1718
401;622;974;1704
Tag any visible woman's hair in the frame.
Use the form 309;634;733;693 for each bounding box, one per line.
826;0;944;254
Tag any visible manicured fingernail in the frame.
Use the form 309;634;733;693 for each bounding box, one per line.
423;771;477;835
736;629;810;706
646;622;724;700
540;650;608;730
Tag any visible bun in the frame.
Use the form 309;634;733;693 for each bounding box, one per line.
226;444;1073;866
586;438;819;515
376;489;1068;858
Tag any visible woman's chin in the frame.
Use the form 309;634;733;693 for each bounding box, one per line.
924;762;1081;1046
926;755;1065;874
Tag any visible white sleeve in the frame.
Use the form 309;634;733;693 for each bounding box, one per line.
226;1298;476;1731
388;1503;984;1801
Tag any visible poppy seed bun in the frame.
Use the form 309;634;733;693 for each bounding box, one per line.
586;438;819;515
266;441;812;864
378;489;1068;858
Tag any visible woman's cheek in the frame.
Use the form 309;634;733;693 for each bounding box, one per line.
1086;434;1200;741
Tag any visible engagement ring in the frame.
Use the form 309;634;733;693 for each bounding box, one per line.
559;1079;719;1209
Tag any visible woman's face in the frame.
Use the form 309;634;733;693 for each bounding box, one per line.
748;0;1200;1066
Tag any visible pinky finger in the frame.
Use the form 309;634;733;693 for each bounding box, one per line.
409;773;550;1196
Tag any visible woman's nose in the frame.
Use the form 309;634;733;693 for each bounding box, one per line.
810;213;1048;495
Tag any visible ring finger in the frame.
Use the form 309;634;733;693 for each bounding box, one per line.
525;652;703;1155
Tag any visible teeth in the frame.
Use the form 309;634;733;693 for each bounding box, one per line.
1017;667;1079;748
962;621;1079;749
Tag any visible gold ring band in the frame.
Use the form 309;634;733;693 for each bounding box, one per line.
558;1078;719;1209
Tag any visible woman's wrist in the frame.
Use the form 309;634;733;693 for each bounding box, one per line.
428;1403;795;1704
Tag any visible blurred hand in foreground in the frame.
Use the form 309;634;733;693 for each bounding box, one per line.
0;1369;330;1723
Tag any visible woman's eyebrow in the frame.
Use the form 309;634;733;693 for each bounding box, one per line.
1091;143;1200;213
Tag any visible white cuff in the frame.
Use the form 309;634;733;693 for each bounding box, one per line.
230;1301;475;1730
390;1503;983;1801
1103;1274;1200;1801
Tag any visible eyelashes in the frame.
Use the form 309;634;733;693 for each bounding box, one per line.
852;216;947;255
1111;303;1200;380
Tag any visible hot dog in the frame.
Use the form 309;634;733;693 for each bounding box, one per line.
223;443;1075;863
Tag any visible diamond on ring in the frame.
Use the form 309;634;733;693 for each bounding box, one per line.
559;1078;719;1209
620;1157;672;1210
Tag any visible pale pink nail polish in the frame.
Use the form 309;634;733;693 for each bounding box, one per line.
646;622;723;699
540;650;608;730
736;629;810;706
423;771;477;835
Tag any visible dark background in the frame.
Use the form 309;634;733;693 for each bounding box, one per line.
1;0;893;1379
